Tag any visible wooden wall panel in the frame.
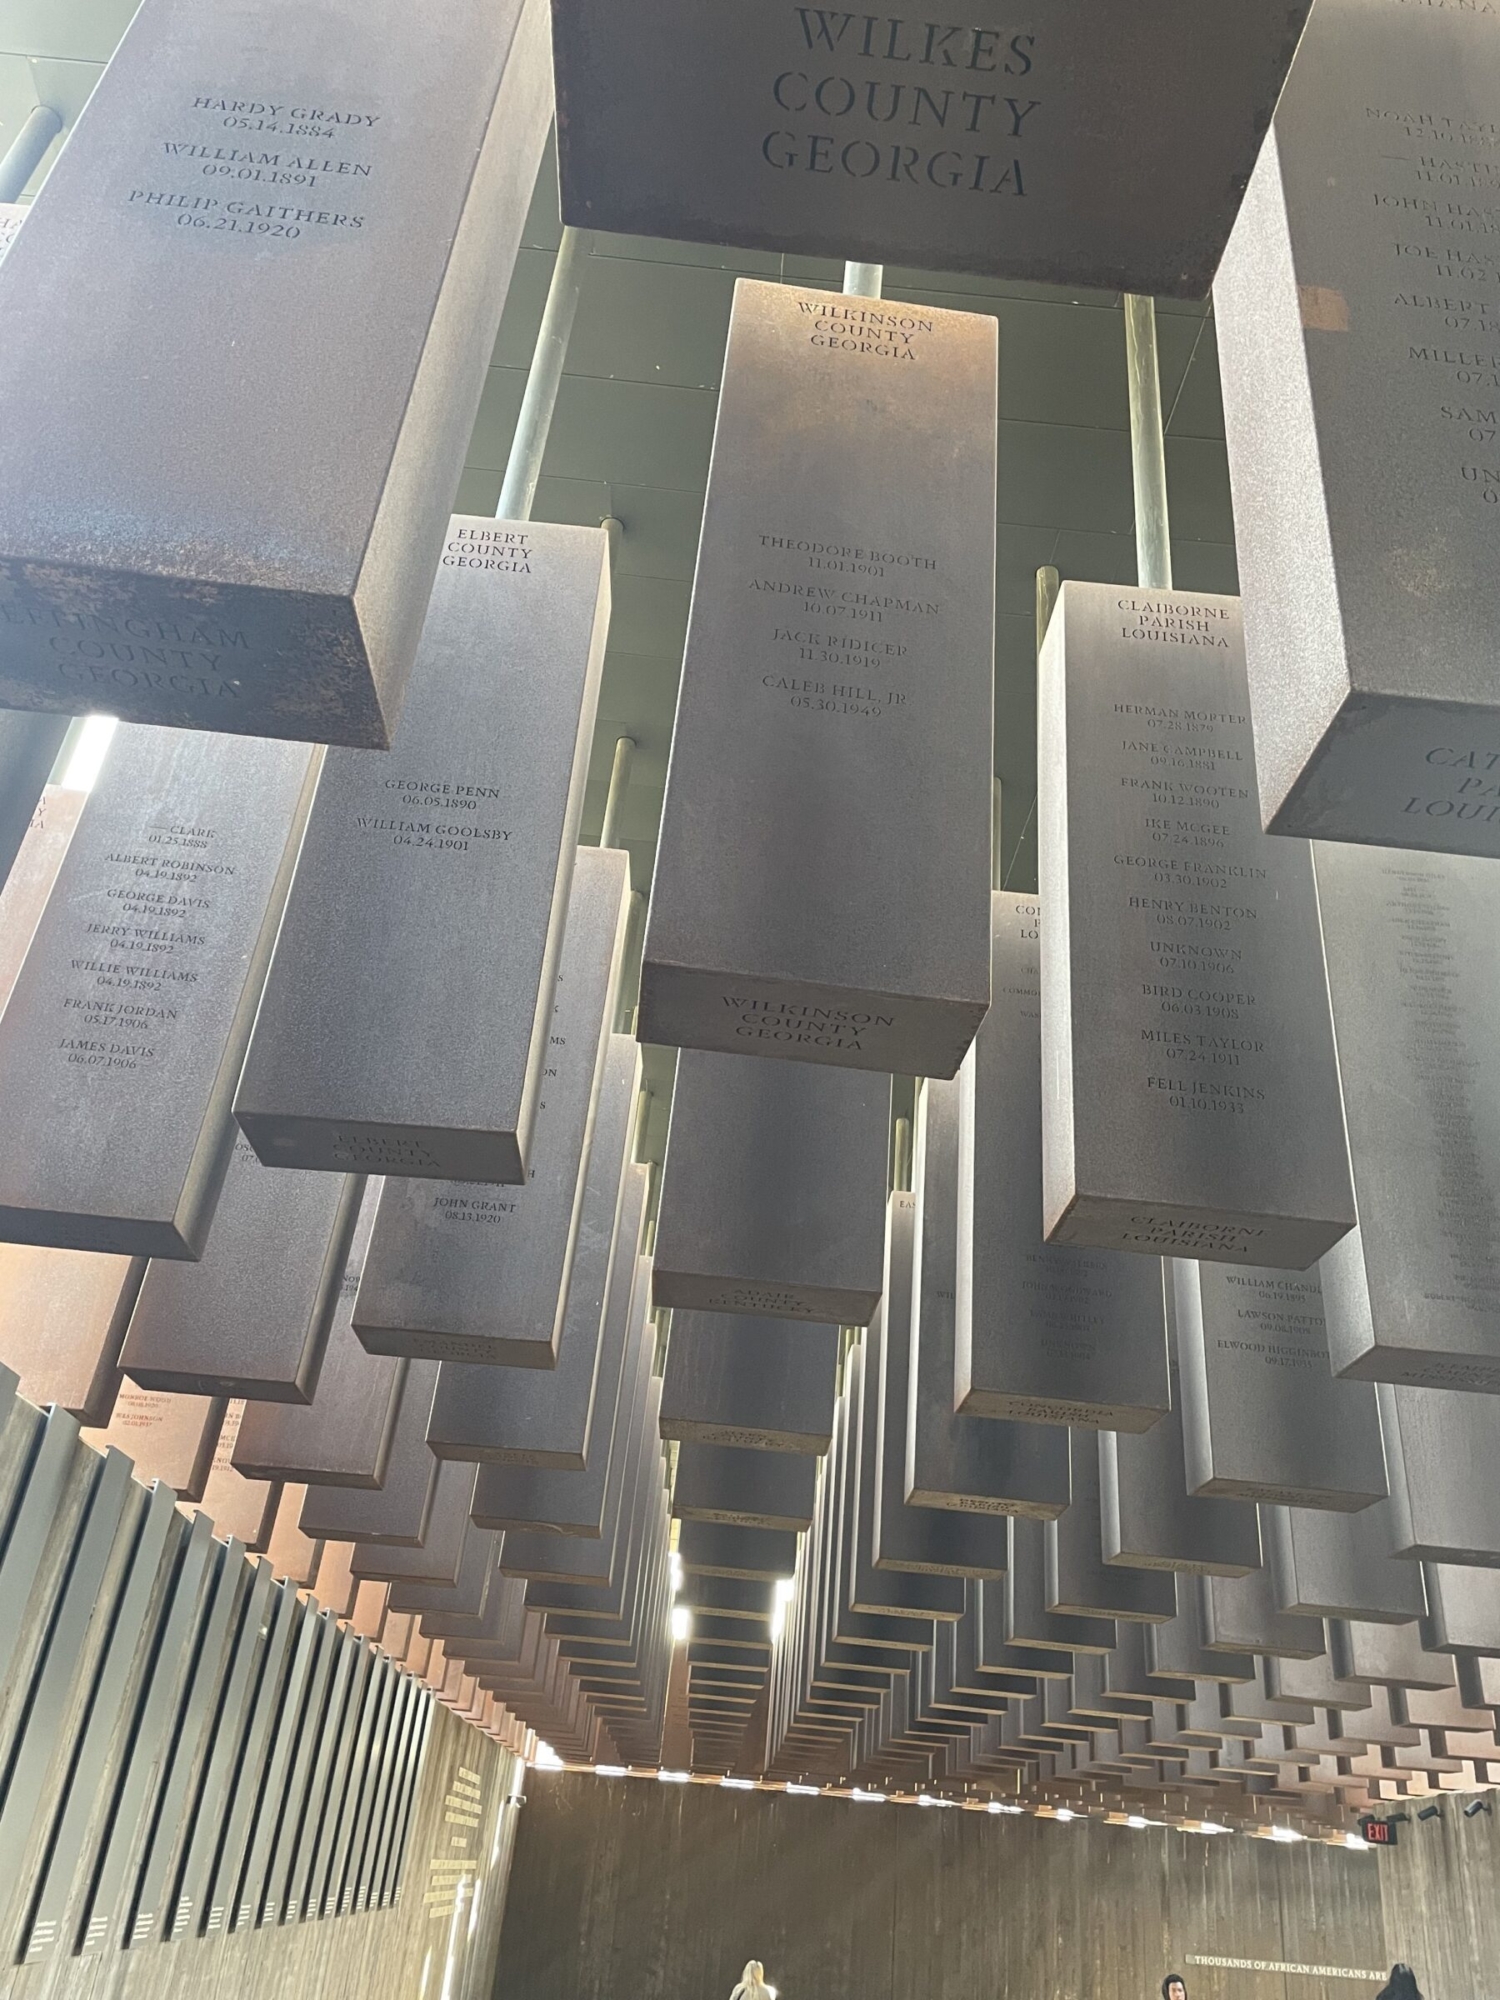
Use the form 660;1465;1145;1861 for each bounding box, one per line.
1376;1806;1500;1997
496;1775;1405;2000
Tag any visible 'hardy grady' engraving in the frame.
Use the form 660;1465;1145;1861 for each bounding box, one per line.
641;278;994;1076
0;0;548;743
1038;581;1354;1267
1216;0;1500;851
1316;843;1500;1390
552;1;1314;295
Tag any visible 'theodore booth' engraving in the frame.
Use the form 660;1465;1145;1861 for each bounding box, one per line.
1038;581;1354;1268
0;0;549;744
641;279;994;1078
1217;0;1500;854
550;0;1312;296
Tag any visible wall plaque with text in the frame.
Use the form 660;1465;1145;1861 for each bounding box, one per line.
1216;0;1500;854
1039;583;1354;1267
641;279;994;1078
1316;842;1500;1393
0;0;550;744
551;1;1312;297
0;727;317;1256
236;523;609;1182
959;893;1170;1427
354;846;629;1365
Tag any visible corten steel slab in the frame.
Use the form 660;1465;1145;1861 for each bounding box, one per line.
1422;1562;1500;1657
120;1139;361;1402
1216;0;1500;854
261;1609;341;1925
640;279;994;1078
349;1460;478;1584
298;1360;440;1548
900;1120;1032;1552
551;0;1311;296
1378;1380;1500;1566
0;1244;143;1425
652;1049;888;1322
1173;1260;1388;1510
1045;1434;1175;1625
85;1386;224;1500
229;1594;324;1933
16;1479;179;1964
197;1577;299;1937
498;1359;657;1582
677;1521;798;1583
264;1484;321;1587
847;1328;963;1616
0;0;550;746
235;1182;406;1486
660;1310;837;1453
198;1404;281;1550
1038;583;1354;1267
235;522;609;1181
673;1441;817;1533
0;783;85;1016
0;716;70;894
426;1039;644;1465
1144;1602;1256;1687
75;1510;220;1957
471;1248;651;1537
1265;1504;1427;1625
1197;1566;1328;1661
0;727;317;1256
1336;1608;1456;1688
1315;844;1500;1392
354;844;630;1365
165;1553;277;1942
386;1523;496;1618
957;893;1170;1429
1261;1646;1371;1713
907;1071;1069;1518
1099;1361;1262;1576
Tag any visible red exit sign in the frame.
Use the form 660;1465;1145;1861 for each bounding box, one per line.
1360;1816;1397;1846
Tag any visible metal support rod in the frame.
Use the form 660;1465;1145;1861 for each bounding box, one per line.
843;262;884;299
991;777;1004;894
0;105;61;205
497;224;592;523
893;1115;913;1194
1123;293;1173;591
1036;565;1060;652
599;735;635;851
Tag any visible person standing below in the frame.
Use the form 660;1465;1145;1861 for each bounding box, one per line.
731;1960;773;2000
1377;1968;1423;2000
1161;1978;1187;2000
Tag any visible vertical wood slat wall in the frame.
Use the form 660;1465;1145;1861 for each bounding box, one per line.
498;1770;1499;2000
0;1374;526;2000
